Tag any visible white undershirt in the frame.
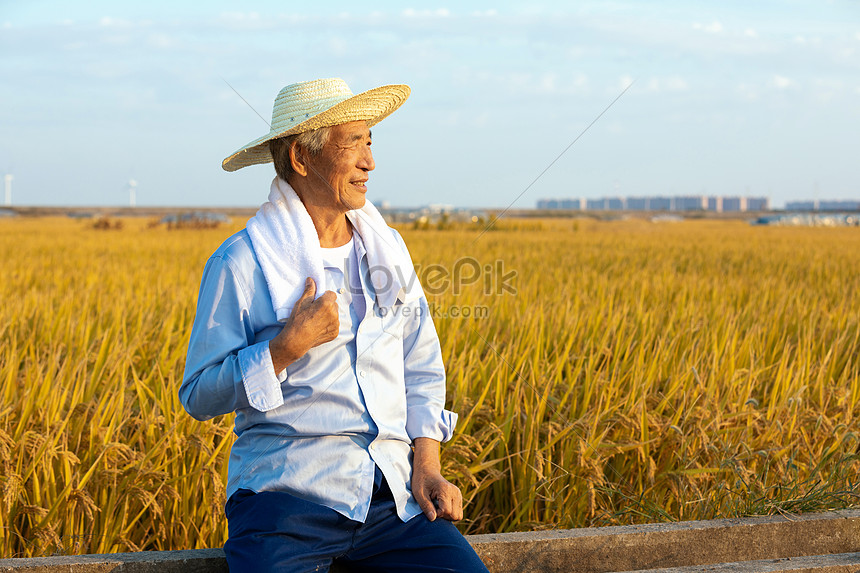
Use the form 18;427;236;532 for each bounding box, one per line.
320;236;366;323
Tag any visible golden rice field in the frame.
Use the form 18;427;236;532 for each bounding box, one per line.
2;215;860;558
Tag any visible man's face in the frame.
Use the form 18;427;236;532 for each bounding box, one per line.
303;121;375;213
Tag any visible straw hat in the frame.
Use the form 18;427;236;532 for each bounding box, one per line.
222;78;410;172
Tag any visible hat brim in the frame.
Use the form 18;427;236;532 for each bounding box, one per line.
222;84;410;172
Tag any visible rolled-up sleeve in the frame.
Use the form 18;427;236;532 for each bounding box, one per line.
238;340;285;412
386;229;458;443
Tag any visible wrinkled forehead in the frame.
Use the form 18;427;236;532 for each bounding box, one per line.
326;120;372;143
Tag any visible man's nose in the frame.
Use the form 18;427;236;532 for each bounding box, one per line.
359;146;375;172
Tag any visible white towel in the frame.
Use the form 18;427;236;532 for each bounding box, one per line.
247;177;421;322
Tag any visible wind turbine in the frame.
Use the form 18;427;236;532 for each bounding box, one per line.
128;179;138;207
4;174;11;206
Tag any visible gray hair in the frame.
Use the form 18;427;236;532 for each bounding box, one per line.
269;126;332;181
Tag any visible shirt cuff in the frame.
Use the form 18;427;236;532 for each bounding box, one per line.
406;407;458;443
237;341;284;412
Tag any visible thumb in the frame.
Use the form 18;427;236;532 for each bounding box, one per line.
298;277;317;302
414;488;437;522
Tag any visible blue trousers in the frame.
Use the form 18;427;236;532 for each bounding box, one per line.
224;468;490;573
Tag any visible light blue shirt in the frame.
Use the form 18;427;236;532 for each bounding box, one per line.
179;227;457;523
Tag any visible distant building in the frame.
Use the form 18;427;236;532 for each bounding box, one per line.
538;198;586;210
785;200;860;212
675;196;708;211
626;197;649;210
746;197;770;211
606;197;624;210
537;194;771;213
648;197;672;211
785;200;816;211
585;198;605;211
824;200;853;211
721;197;746;212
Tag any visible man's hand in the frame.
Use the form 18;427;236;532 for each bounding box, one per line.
269;277;339;372
411;437;463;522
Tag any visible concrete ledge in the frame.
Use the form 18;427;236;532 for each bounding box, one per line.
470;509;860;572
0;549;227;573
3;510;860;572
613;553;860;573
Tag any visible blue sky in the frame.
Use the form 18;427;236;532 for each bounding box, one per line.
1;1;858;209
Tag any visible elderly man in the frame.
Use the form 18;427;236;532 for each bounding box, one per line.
180;78;489;572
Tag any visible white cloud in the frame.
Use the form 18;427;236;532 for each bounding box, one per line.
793;35;821;46
855;32;860;42
812;78;843;102
647;76;688;93
529;72;589;96
667;77;689;91
402;8;450;18
328;37;348;57
84;61;131;79
744;28;757;39
220;11;260;22
538;73;557;93
771;75;795;90
462;70;588;97
102;34;132;46
217;11;280;29
147;33;173;49
693;21;723;34
736;83;758;101
567;45;586;59
472;9;498;17
99;16;132;27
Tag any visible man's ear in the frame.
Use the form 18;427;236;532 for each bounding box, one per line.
288;142;309;177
